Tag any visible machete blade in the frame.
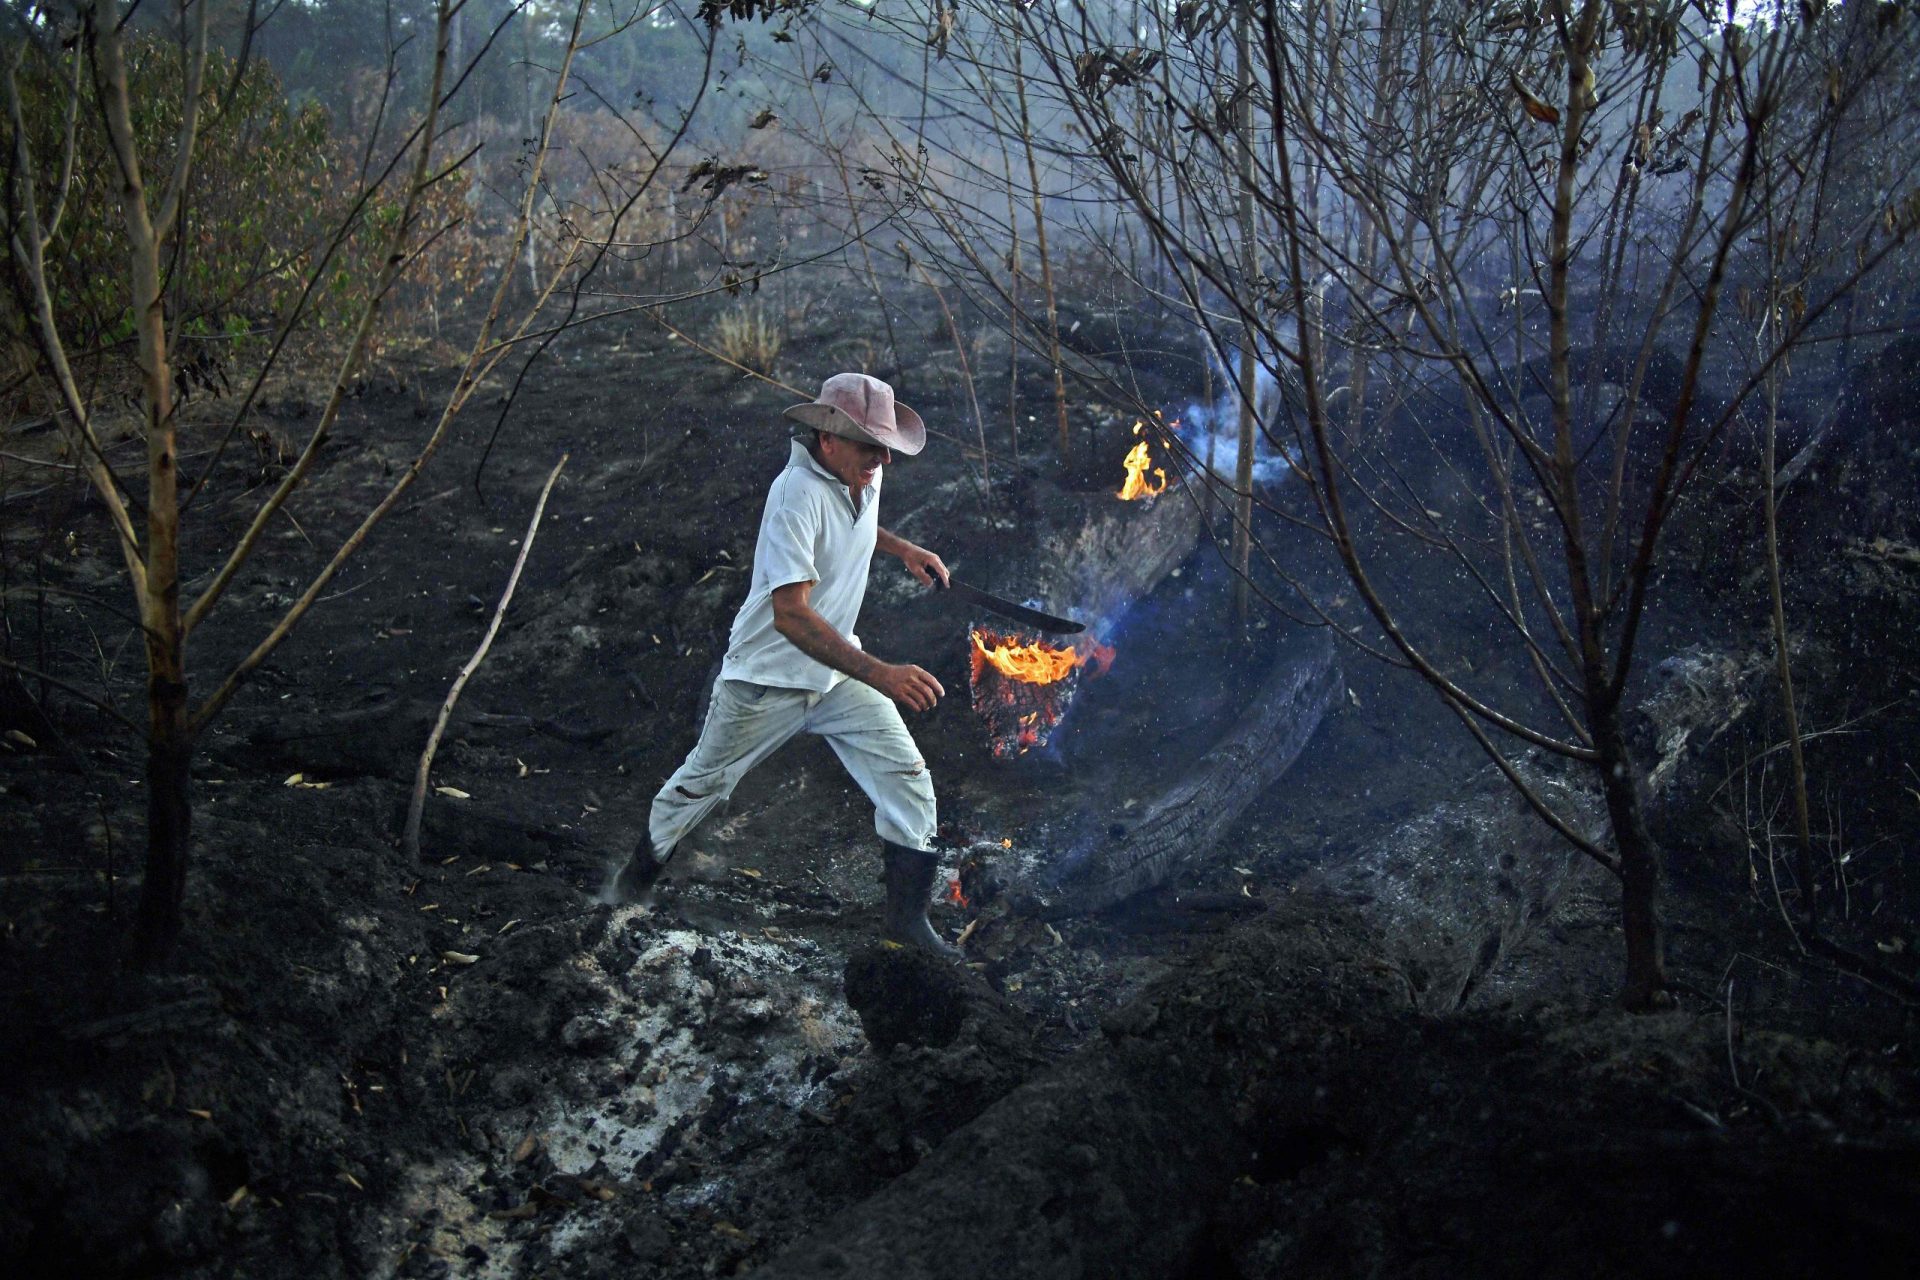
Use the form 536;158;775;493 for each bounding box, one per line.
937;578;1086;635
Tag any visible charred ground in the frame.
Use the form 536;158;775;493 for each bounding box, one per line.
3;302;1919;1278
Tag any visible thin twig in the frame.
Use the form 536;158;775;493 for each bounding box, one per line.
1723;973;1741;1091
0;451;80;470
0;655;138;731
402;453;567;861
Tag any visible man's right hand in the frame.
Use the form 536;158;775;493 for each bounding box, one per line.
771;582;945;711
870;661;944;712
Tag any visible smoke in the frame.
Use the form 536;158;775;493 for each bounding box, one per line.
1171;338;1300;488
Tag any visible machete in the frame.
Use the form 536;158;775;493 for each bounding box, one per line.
934;577;1086;635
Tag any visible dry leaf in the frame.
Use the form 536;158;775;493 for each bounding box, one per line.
4;729;36;749
512;1132;539;1163
1511;73;1561;124
441;951;480;966
185;1108;213;1120
489;1202;539;1221
434;786;471;800
224;1185;250;1209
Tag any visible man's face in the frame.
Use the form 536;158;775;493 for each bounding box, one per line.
817;432;892;491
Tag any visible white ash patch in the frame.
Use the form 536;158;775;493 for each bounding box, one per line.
388;1152;519;1280
965;836;1046;885
385;912;865;1277
542;913;861;1177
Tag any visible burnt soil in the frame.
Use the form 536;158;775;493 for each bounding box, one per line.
3;304;1919;1279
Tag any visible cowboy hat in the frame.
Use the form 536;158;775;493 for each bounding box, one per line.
783;372;926;456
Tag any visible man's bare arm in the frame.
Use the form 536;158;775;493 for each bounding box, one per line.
771;580;944;711
876;528;949;587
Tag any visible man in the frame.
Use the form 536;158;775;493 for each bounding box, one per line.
612;372;959;959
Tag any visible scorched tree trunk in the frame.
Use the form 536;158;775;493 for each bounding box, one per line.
134;681;192;968
1594;705;1669;1010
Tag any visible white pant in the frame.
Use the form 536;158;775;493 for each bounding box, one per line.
648;676;937;858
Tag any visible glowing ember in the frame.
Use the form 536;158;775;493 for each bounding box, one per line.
948;876;969;907
968;624;1116;758
1116;425;1168;501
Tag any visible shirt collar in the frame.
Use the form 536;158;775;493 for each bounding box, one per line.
789;439;877;516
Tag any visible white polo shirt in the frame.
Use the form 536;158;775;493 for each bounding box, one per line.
720;439;879;692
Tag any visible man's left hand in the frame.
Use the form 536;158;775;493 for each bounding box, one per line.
894;541;950;589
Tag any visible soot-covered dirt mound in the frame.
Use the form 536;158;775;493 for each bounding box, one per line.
3;307;1919;1279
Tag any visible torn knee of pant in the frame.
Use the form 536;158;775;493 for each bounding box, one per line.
673;784;713;799
890;760;927;778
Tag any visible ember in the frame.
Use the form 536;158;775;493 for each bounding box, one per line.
1116;422;1168;501
968;625;1115;758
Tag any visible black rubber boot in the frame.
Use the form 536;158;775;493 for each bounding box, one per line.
612;838;672;904
880;841;963;961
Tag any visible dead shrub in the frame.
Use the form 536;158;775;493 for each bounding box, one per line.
712;304;783;373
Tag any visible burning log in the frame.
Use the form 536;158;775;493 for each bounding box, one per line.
1019;628;1341;916
968;626;1114;759
977;471;1199;649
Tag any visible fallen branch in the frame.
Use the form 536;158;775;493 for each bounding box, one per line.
401;453;568;862
1805;934;1920;1006
468;710;615;744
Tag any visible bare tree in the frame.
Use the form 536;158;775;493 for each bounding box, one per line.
1;0;612;964
1011;0;1920;1007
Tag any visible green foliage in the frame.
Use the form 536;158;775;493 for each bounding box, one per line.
4;39;370;363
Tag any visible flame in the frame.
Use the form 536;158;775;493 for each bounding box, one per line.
1116;430;1168;501
970;629;1085;685
948;876;969;908
968;626;1116;757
